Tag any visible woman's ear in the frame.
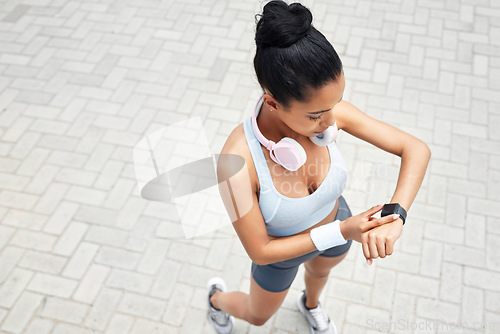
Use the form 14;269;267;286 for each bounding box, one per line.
262;92;279;112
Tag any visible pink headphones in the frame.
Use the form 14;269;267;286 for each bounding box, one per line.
251;95;338;171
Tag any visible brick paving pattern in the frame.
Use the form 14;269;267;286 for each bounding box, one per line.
0;0;499;333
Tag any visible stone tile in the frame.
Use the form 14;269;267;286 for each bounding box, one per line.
106;313;134;334
346;303;391;329
62;242;99;279
464;213;486;249
162;283;192;326
24;317;54;334
371;268;396;309
461;287;484;325
464;267;500;292
419;239;443;278
39;296;89;324
18;250;66;275
0;292;43;333
137;238;170;275
27;273;78;298
106;268;153;294
42;201;79;234
10;230;57;252
82;287;122;331
0;268;33;308
131;318;177;334
2;209;47;230
117;292;165;321
73;264;110;304
396;272;440;299
416;297;460;324
52;221;88;256
440;262;463;303
443;244;485;268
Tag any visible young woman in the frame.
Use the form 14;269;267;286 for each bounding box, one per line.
206;1;431;333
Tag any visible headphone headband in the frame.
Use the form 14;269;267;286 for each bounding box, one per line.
250;95;338;171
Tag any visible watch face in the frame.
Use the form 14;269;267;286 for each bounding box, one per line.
381;203;400;216
383;203;399;211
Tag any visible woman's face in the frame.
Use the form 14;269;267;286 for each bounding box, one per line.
265;73;346;138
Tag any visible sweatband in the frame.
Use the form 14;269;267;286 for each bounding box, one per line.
309;219;348;251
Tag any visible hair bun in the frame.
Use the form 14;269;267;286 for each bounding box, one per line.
255;1;313;48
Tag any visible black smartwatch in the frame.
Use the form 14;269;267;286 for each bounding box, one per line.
381;203;407;225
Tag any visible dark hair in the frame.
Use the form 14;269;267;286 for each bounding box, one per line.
254;0;343;110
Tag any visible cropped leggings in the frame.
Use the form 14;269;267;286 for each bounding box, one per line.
251;195;353;293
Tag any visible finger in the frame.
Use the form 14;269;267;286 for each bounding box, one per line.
366;257;372;265
379;214;401;225
365;214;400;230
368;236;379;259
386;237;395;256
362;237;371;260
376;236;386;258
364;203;385;216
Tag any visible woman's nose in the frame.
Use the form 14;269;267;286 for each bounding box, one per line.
320;111;335;128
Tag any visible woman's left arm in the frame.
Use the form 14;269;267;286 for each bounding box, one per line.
333;101;432;263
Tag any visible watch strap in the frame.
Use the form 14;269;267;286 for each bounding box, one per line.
381;203;407;225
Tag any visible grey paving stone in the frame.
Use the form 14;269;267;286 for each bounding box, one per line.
0;0;499;333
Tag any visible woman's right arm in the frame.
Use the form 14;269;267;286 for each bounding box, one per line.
216;137;399;266
216;142;319;265
218;170;318;265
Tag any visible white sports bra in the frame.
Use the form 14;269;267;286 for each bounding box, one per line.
242;110;348;236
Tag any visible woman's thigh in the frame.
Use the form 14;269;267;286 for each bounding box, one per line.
246;275;290;325
304;248;350;277
318;195;353;258
248;250;319;323
304;195;353;274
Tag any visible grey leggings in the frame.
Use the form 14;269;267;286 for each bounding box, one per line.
251;195;353;293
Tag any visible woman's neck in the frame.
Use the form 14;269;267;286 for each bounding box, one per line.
257;102;305;143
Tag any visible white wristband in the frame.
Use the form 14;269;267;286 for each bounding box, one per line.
309;219;347;251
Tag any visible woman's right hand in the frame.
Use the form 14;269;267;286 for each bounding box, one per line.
339;203;400;243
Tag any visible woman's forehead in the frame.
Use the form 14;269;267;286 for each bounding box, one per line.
291;80;345;110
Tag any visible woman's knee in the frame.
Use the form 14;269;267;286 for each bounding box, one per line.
304;262;330;278
246;295;281;326
305;248;350;276
247;277;288;326
247;314;271;326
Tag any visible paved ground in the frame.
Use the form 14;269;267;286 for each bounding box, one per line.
0;0;499;333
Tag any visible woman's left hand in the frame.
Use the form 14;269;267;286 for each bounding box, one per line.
362;218;404;265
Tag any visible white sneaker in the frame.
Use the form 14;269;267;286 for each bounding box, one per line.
207;277;234;334
297;289;337;334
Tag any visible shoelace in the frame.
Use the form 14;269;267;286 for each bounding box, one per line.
309;305;330;330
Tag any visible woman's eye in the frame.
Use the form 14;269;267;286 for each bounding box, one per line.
308;114;323;121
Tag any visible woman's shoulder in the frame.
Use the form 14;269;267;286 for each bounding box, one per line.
219;122;259;192
220;123;247;156
332;100;350;131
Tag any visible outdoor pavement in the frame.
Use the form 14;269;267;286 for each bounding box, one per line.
0;0;499;333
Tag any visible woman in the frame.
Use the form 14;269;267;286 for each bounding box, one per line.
206;1;431;333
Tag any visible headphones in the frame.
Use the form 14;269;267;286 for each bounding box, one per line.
251;95;338;172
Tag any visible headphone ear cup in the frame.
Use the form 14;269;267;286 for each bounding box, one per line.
272;137;307;171
309;125;338;146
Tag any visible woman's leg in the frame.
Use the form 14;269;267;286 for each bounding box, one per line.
210;275;290;326
303;250;349;308
302;195;353;307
